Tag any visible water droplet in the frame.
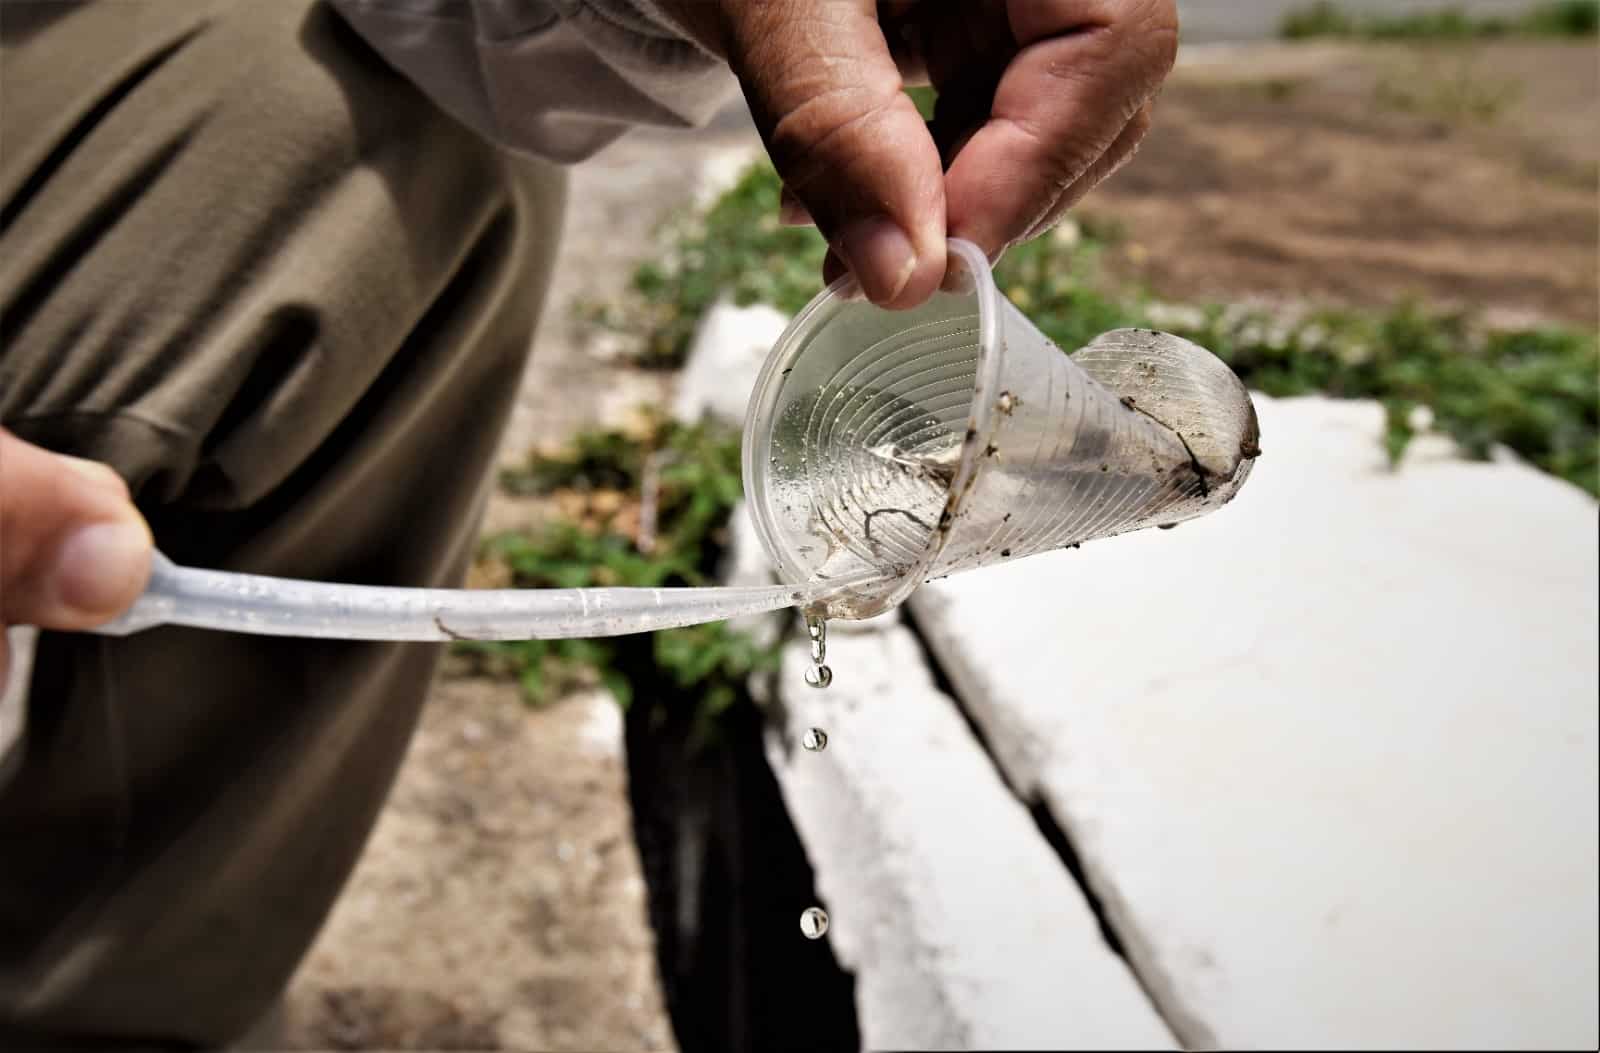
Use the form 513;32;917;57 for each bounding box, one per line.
803;616;833;688
802;727;828;752
802;614;833;688
800;907;829;939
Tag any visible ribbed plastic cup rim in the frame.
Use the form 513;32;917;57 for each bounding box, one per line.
741;238;1006;619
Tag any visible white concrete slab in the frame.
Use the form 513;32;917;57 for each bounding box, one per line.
769;620;1177;1051
911;394;1600;1049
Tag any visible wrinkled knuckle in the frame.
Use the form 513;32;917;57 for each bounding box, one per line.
766;87;896;193
1005;113;1101;191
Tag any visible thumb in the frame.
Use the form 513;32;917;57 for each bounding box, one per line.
1;428;153;630
727;0;946;308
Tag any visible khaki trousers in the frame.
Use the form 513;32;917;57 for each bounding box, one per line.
0;1;566;1045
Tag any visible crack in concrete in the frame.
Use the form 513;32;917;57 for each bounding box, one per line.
900;602;1215;1050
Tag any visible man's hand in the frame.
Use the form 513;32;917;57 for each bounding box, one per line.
0;428;153;684
664;0;1178;308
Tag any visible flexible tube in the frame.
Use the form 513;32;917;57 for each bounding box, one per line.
91;552;853;641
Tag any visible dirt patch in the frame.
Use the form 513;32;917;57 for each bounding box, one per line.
1093;41;1598;324
281;677;674;1051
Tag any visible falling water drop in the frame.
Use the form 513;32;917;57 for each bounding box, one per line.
802;727;828;752
799;906;829;939
804;614;832;690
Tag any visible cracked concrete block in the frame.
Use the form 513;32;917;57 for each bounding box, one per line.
672;298;791;427
770;622;1177;1050
910;394;1599;1048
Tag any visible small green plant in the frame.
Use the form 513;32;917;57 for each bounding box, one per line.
905;85;938;120
1281;1;1357;38
464;417;781;744
620;168;829;367
1281;0;1598;39
1521;0;1600;32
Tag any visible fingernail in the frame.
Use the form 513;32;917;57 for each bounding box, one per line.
60;455;128;495
53;520;152;618
837;217;917;305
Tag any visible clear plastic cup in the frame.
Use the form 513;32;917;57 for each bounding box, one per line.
741;238;1260;621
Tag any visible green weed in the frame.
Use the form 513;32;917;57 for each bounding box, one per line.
905;85;938;120
465;417;781;743
623;169;829;367
1281;1;1598;39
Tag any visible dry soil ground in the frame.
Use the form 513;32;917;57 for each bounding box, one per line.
272;38;1596;1052
1096;41;1597;324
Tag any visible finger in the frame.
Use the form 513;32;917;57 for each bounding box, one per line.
1019;100;1154;244
944;0;1178;258
0;428;152;629
729;0;947;307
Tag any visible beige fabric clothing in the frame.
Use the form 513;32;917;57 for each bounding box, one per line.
0;0;566;1045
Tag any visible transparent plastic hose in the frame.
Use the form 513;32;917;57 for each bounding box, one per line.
92;552;859;641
